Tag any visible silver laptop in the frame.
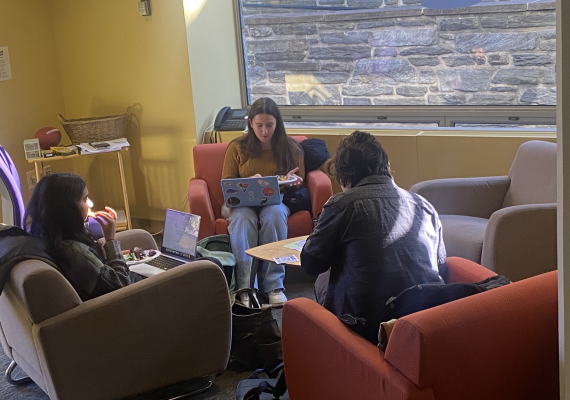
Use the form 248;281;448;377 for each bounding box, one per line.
221;176;281;208
129;209;201;277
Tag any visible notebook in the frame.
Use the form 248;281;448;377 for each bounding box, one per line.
128;209;201;277
221;176;281;208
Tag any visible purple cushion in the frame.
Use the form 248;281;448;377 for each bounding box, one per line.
0;145;25;228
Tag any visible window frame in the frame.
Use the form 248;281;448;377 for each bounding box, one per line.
232;0;556;128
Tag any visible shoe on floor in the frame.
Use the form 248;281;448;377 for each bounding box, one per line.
240;292;251;308
269;289;287;308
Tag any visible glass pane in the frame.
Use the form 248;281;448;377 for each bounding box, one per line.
239;0;556;107
285;121;439;129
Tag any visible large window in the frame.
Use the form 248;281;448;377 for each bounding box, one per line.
235;0;556;127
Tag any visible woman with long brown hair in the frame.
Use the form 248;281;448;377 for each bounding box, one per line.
221;97;304;307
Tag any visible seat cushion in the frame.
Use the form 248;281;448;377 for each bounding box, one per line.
440;215;488;264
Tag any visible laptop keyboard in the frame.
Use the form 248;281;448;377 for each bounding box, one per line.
146;256;185;270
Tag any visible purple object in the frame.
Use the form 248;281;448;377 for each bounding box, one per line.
0;145;25;228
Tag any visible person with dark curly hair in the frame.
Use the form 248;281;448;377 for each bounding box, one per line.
301;131;447;328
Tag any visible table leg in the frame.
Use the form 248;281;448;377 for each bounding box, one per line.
116;152;132;230
34;162;42;183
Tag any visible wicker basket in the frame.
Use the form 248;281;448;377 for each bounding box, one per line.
58;107;130;145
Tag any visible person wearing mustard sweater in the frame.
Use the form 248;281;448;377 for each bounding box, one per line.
221;97;305;308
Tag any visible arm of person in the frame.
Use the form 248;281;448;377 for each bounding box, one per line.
62;240;131;300
301;199;343;275
222;141;241;179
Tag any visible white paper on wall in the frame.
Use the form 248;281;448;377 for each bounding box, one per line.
0;47;12;82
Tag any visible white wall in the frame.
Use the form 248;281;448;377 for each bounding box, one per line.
184;0;243;144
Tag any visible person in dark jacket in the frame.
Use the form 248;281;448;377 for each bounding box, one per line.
301;131;447;322
24;173;141;301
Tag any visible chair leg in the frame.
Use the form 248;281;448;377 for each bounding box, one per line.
5;360;32;385
161;374;215;400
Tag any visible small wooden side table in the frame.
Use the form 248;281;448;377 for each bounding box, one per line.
27;148;132;230
245;235;308;289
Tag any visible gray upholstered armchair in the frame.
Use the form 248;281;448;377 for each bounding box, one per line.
0;229;232;400
410;140;556;281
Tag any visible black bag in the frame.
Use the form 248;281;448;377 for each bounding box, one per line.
231;288;283;370
282;187;311;214
338;274;511;345
236;363;288;400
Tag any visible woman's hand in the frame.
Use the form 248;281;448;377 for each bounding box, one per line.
286;167;303;187
93;206;117;242
250;174;262;178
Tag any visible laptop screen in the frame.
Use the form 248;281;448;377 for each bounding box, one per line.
161;209;201;260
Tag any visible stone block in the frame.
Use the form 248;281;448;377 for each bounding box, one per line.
374;47;398;57
265;62;320;71
397;18;436;26
409;57;441;66
320;32;370;45
438;68;493;92
481;13;556;29
400;46;453;56
371;28;437;47
320;61;353;72
512;54;553;66
396;85;428;97
520;88;556;105
492;68;541;85
250;85;287;95
490;86;516;92
427;94;467;105
357;20;396;29
273;24;318;35
256;52;307;61
247;39;308;55
344;97;373;105
456;32;536;53
317;22;356;31
540;40;556;51
467;93;516;105
347;0;382;7
250;94;288;105
308;46;371;60
442;55;477;67
249;26;273;38
440;17;478;31
374;97;426;105
419;70;437;84
541;69;556;85
247;65;266;84
352;58;416;84
342;84;394;96
539;30;556;40
487;53;510;66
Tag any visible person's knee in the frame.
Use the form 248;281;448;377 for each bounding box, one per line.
228;207;258;228
260;205;288;225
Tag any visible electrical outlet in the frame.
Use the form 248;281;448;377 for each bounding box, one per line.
26;170;38;191
43;165;52;176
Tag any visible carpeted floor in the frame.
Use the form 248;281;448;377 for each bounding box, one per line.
0;267;316;400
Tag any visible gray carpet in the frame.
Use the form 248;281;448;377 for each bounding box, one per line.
0;267;316;400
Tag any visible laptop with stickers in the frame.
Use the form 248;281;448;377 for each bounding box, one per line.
221;176;281;208
128;208;201;277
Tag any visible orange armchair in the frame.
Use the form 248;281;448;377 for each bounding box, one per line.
188;136;333;241
282;257;558;400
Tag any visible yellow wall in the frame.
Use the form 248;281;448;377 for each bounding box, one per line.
0;0;67;206
184;0;243;143
50;0;196;221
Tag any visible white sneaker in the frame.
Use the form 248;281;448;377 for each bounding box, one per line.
240;292;251;308
269;289;287;308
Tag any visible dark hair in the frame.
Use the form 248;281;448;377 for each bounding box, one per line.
236;97;302;174
328;131;392;188
24;173;93;262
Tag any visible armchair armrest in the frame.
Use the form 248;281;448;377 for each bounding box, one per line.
445;256;497;284
35;260;231;400
114;229;158;250
410;176;510;218
189;178;216;239
481;203;557;281
282;298;432;400
305;169;333;218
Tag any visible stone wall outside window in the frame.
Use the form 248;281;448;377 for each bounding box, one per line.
241;1;556;106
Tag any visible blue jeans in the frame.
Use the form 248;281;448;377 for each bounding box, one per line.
222;202;290;292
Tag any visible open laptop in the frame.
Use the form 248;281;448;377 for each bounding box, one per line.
221;176;281;208
128;209;201;277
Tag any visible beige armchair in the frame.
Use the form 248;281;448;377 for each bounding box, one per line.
0;229;232;400
410;140;556;281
